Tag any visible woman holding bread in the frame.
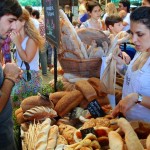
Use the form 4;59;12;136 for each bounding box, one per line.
112;6;150;122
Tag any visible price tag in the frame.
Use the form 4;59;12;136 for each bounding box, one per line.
80;127;96;139
87;99;106;118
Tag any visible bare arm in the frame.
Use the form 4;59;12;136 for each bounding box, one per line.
0;63;22;112
10;32;37;63
0;79;14;112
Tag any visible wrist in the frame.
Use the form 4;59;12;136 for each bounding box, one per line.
4;77;15;86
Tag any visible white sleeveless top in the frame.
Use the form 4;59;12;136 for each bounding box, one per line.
80;20;103;30
15;36;39;71
122;52;150;122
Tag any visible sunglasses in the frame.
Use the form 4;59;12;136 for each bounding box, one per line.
21;61;31;82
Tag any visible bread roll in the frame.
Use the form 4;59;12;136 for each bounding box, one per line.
21;95;54;112
118;118;144;150
108;131;124;150
46;125;59;149
57;135;68;145
59;124;77;144
75;80;97;102
54;90;83;117
15;107;23;117
88;77;107;97
23;106;57;121
49;91;69;105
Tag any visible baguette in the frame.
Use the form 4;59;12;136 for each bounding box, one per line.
108;131;124;150
49;91;69;105
46;125;59;150
35;118;51;150
21;95;54;112
54;90;83;117
118;118;144;150
57;135;68;145
75;80;97;102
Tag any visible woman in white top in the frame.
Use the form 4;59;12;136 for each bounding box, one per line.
112;7;150;122
10;9;44;101
80;1;105;30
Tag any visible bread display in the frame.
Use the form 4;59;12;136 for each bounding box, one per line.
54;90;83;117
75;80;97;102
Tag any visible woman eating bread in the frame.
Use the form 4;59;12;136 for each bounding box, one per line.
112;6;150;122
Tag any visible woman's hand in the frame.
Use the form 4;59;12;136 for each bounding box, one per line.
10;31;22;47
112;93;138;117
113;54;125;70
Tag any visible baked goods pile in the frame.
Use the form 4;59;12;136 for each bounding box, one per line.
14;76;150;150
21;117;150;150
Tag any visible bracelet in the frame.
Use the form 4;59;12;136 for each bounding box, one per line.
5;77;15;86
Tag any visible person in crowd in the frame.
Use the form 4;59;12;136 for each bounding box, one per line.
64;5;74;23
32;9;48;76
102;2;117;21
105;15;136;64
0;0;22;149
80;1;105;30
10;9;44;101
118;0;130;31
142;0;150;6
78;0;89;23
25;5;39;29
112;7;150;122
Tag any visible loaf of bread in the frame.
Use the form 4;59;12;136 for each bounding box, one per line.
23;106;57;121
75;80;97;102
108;131;124;150
49;91;69;105
88;77;107;97
118;118;144;150
46;125;59;149
21;95;54;112
54;90;83;117
15;107;23;117
35;118;51;150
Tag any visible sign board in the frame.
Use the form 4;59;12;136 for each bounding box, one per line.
43;0;60;48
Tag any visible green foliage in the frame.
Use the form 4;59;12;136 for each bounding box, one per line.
56;80;64;91
40;84;55;97
18;0;42;6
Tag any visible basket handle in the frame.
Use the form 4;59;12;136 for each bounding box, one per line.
59;50;81;59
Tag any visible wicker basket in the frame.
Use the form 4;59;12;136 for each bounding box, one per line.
58;50;102;78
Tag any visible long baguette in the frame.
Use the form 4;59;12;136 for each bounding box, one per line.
54;90;83;117
118;118;144;150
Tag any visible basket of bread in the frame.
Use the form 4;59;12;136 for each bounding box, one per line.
59;9;111;78
58;50;102;78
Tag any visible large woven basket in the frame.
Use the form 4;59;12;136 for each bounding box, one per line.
58;50;102;78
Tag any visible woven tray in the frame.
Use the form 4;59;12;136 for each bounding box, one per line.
58;50;102;78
